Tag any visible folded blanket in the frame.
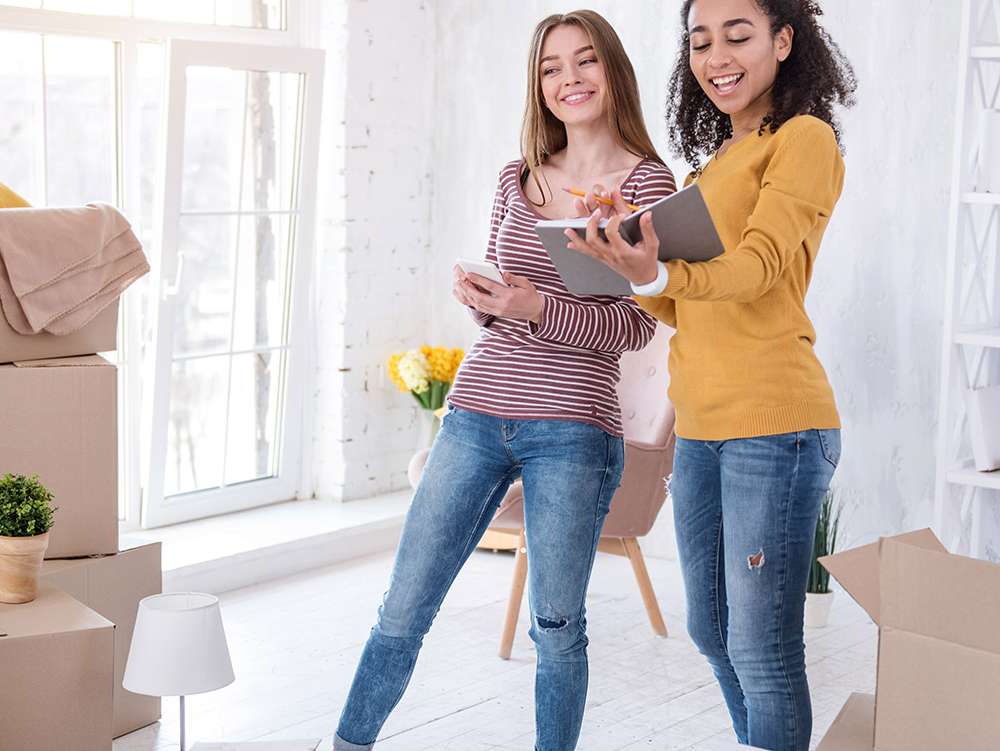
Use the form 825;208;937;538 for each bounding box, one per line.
0;203;149;335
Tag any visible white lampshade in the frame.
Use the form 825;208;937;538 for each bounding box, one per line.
123;592;235;697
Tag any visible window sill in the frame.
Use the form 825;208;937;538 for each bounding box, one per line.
121;491;411;594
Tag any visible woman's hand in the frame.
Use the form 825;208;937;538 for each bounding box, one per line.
572;183;614;219
565;190;662;287
452;265;483;309
456;270;544;324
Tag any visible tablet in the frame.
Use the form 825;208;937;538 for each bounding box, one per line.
534;183;724;296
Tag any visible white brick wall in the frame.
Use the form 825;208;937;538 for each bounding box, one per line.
311;0;436;501
310;1;1000;561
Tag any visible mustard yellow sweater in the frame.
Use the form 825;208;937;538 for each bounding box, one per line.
0;182;30;208
637;115;844;440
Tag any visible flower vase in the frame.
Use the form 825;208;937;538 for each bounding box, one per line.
417;408;441;449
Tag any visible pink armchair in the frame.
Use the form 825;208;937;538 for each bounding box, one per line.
489;323;675;658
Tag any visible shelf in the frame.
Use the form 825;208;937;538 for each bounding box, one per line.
955;327;1000;347
961;192;1000;205
972;45;1000;60
947;461;1000;491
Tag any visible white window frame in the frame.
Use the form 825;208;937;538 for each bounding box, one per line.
142;38;323;527
0;2;321;530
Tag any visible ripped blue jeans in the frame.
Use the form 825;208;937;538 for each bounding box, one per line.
670;429;840;751
334;407;624;751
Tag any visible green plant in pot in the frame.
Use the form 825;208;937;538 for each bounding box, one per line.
805;489;842;628
0;473;56;604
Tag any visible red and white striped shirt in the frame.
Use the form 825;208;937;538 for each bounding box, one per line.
448;158;677;436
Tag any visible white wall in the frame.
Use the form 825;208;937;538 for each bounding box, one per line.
307;1;999;561
311;0;437;501
425;1;997;559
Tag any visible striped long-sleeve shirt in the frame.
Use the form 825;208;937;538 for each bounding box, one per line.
447;158;677;436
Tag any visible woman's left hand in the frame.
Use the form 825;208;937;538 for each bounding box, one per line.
565;190;662;287
460;272;544;324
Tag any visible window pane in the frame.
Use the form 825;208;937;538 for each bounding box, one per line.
0;31;42;204
224;349;284;485
1;0;285;28
215;0;283;30
137;41;163;266
132;0;212;24
42;0;129;13
231;213;293;351
44;35;116;206
174;216;236;357
180;66;302;213
165;356;228;496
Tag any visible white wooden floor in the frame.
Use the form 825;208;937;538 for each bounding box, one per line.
113;547;876;751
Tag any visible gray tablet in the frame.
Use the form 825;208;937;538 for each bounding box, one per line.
534;183;724;296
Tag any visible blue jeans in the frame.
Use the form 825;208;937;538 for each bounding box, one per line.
334;408;625;751
670;429;840;751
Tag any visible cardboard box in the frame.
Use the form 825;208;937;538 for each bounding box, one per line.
818;528;1000;750
0;584;114;750
817;693;876;751
0;354;119;559
0;300;118;365
41;541;162;738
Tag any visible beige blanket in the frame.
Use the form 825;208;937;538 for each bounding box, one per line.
0;203;149;335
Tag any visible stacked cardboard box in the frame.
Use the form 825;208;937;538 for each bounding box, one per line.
816;528;1000;750
0;585;115;751
0;344;163;747
1;185;161;748
0;354;119;558
41;541;163;738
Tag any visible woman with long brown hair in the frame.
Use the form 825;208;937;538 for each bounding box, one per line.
334;10;675;751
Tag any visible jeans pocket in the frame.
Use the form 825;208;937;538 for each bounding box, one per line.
816;429;841;469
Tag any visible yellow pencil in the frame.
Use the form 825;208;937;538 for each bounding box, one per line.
562;187;641;212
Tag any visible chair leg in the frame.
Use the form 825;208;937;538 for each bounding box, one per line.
499;530;528;660
623;537;668;638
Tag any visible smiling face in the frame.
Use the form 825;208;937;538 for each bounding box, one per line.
687;0;792;119
538;23;607;127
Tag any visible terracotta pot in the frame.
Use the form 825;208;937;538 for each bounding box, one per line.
805;590;835;629
0;532;50;604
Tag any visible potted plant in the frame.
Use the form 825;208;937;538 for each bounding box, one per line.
805;489;842;628
0;473;56;604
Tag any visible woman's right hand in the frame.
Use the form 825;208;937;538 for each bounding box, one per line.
573;183;616;219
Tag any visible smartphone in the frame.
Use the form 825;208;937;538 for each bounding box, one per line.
456;257;506;286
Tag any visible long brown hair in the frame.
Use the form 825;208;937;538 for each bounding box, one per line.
521;10;663;205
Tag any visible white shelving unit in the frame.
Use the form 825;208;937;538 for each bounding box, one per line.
934;0;1000;558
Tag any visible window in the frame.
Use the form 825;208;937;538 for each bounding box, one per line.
0;2;321;529
1;1;285;30
144;40;323;526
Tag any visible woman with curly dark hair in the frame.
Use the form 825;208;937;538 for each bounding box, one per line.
566;1;856;748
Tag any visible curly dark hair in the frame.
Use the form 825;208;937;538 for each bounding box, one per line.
666;0;857;167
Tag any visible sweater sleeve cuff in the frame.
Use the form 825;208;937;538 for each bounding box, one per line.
528;294;560;338
660;260;689;298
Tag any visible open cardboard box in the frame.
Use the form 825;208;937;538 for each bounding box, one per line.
0;354;119;558
816;529;1000;750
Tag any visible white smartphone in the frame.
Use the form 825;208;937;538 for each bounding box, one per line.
456;257;506;286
